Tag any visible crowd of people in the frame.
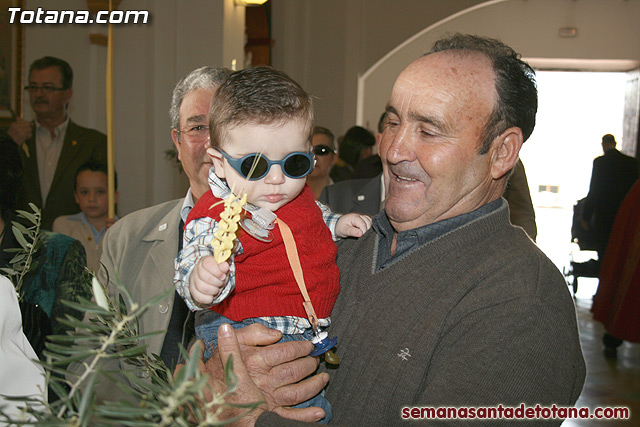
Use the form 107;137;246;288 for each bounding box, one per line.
4;31;640;425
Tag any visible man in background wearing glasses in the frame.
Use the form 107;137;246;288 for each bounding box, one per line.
6;56;106;230
84;67;233;404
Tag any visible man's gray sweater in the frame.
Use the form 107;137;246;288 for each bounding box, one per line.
259;200;585;426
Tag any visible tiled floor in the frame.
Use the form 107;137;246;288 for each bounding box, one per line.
562;296;640;426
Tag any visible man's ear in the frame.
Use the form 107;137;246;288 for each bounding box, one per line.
64;88;73;105
329;152;337;167
114;190;119;204
74;190;79;205
171;129;182;161
490;127;523;180
207;147;225;179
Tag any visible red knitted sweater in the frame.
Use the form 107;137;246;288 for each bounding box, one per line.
186;185;340;322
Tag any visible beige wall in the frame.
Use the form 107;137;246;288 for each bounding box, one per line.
271;0;640;139
270;0;485;137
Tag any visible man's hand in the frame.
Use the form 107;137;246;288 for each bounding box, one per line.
190;256;229;305
175;339;264;426
336;213;372;238
202;323;328;425
7;118;33;146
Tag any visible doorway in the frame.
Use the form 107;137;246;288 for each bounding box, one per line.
519;71;628;298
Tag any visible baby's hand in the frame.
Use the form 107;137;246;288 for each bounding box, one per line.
189;255;230;306
336;213;372;238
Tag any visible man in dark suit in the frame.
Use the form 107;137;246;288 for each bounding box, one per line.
320;112;385;216
503;159;537;241
6;56;106;230
582;133;639;259
319;174;383;216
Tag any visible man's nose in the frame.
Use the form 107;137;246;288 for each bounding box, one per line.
384;126;414;164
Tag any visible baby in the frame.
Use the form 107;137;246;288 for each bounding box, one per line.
174;66;371;422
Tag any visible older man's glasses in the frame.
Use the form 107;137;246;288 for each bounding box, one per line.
24;84;66;93
312;145;335;156
218;149;314;181
176;125;210;142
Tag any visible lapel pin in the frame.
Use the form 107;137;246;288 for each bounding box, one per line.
357;195;365;201
158;223;167;231
72;140;78;146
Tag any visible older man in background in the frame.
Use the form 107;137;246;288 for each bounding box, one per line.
97;66;231;380
7;56;106;230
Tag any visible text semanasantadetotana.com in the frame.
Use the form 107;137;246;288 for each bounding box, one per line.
7;7;149;25
401;404;630;420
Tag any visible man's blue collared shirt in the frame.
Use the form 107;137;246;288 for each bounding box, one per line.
372;199;502;271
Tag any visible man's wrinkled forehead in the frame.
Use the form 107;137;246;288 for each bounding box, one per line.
180;88;216;124
389;74;419;110
29;66;64;84
387;64;443;117
388;52;495;113
184;114;207;125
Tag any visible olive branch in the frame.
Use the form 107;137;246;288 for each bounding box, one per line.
0;206;260;426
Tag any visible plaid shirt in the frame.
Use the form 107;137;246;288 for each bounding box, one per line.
174;171;339;334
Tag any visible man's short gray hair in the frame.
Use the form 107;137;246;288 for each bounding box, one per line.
169;66;232;132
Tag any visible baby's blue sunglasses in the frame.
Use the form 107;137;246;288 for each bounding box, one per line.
217;149;315;180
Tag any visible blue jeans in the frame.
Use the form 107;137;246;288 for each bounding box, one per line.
195;310;332;423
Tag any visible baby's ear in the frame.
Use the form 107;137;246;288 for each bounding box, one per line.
208;147;225;179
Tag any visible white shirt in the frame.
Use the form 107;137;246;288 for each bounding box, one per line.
180;188;196;223
35;117;69;204
0;275;46;419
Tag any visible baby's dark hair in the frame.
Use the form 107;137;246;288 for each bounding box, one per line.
209;66;314;149
74;159;117;190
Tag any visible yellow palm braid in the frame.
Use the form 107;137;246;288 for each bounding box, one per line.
212;192;247;263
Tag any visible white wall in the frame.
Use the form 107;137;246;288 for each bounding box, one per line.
21;0;245;215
